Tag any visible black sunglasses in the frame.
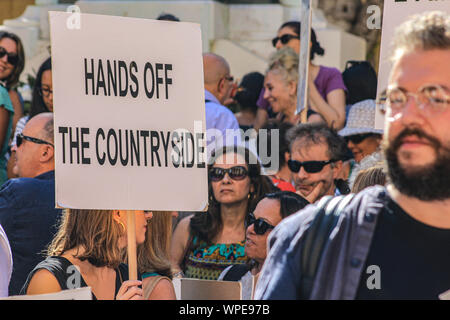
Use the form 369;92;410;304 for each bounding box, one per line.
345;133;374;144
287;159;336;174
246;212;275;235
272;34;299;47
209;166;248;182
16;133;54;148
0;46;18;66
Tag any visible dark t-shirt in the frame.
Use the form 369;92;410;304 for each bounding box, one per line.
356;197;450;299
21;256;133;300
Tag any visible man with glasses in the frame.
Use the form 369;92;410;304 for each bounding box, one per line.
203;53;240;159
285;122;347;203
0;113;62;296
255;11;450;300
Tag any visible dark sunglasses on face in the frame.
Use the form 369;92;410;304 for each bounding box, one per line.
271;34;299;47
0;46;18;66
39;86;53;98
345;133;374;144
246;212;275;235
16;133;54;148
287;159;337;174
209;166;248;182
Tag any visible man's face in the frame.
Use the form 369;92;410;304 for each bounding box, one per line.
290;138;339;201
12;122;45;178
384;49;450;200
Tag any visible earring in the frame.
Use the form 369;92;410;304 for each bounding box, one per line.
117;221;126;233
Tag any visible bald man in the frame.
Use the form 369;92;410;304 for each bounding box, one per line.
0;113;62;296
203;53;240;158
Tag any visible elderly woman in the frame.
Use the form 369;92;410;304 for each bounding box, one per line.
218;191;309;299
338;99;383;189
170;145;277;280
256;21;347;130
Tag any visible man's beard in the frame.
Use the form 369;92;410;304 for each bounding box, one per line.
384;127;450;201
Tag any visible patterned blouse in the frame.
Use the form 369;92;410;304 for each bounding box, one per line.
184;236;249;280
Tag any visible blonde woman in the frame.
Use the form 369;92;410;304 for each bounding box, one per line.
22;209;151;300
138;211;176;300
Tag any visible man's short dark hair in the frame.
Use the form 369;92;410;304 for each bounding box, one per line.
156;13;180;22
42;118;54;143
286;122;347;161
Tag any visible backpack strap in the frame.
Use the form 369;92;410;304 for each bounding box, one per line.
222;264;252;281
299;193;355;299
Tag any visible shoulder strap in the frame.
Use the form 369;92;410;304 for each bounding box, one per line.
143;275;171;300
222;264;251;282
299;193;355;299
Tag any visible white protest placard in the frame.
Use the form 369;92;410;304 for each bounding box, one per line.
1;287;92;300
49;12;208;211
375;0;450;130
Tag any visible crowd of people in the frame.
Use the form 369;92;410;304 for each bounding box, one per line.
0;9;449;300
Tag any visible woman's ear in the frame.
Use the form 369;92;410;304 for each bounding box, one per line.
288;80;297;96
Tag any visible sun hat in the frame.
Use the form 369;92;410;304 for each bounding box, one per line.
339;99;384;137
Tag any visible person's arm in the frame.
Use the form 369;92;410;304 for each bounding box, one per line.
8;90;22;135
170;215;192;274
308;84;346;130
0;107;10;152
144;278;176;300
253;108;269;131
26;269;62;295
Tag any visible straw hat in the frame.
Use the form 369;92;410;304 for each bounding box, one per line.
339;99;384;137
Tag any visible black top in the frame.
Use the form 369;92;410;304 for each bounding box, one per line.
20;256;132;300
356;196;450;299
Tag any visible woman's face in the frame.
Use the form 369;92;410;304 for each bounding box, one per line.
347;135;382;163
116;210;153;247
264;70;295;114
41;69;53;112
275;26;300;54
211;152;253;206
0;37;17;81
245;198;282;263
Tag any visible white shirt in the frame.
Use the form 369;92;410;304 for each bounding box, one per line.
0;224;12;297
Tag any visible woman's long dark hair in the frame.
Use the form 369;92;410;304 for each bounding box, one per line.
279;21;325;60
29;57;52;118
189;145;278;245
0;31;25;89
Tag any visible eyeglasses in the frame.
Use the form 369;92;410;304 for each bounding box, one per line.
345;133;374;144
39;86;53;98
223;75;234;82
287;159;336;174
209;166;248;182
0;46;18;66
271;34;299;47
246;212;275;235
16;133;54;148
383;84;450;116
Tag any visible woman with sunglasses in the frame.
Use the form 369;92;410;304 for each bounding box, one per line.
338;99;383;189
218;191;309;299
170;146;276;280
7;58;52;179
0;32;25;185
255;21;347;131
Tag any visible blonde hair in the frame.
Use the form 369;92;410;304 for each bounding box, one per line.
47;209;124;269
392;11;450;61
137;211;173;278
267;47;299;84
352;164;387;193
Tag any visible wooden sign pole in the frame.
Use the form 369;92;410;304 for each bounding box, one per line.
127;210;138;280
297;0;313;123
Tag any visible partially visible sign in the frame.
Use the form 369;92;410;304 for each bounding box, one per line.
1;287;92;300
